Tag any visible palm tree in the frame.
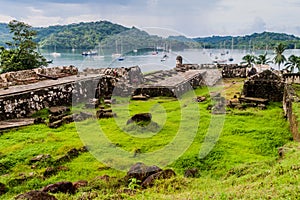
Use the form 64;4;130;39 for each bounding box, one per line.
255;52;273;65
241;54;255;67
284;55;300;73
273;43;287;70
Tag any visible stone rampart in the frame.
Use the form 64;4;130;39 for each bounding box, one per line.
283;84;300;141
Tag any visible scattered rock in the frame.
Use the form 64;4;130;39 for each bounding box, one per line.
0;182;8;195
278;147;285;158
194;96;206;102
15;190;57;200
42;181;75;194
184;168;199;178
131;94;149;101
73;180;88;189
141;169;176;188
33;117;45;124
48;106;70;116
72;112;93;122
30;154;51;164
96;109;116;119
127;113;152;125
126;162;162;183
43;166;69;178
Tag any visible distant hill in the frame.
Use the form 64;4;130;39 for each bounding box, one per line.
1;21;300;51
35;21;130;50
191;32;300;49
0;23;12;47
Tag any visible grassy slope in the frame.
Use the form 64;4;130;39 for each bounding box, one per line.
0;80;296;199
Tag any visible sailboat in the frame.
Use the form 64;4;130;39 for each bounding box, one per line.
228;37;234;62
51;45;61;57
112;39;125;61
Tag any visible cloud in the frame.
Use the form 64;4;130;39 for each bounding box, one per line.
0;0;299;37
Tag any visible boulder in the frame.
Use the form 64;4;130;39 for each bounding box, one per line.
73;180;88;189
42;181;75;194
127;113;152;125
0;182;7;195
126;162;162;183
30;154;51;164
48;106;70;116
184;168;199;178
141;169;176;188
15;190;57;200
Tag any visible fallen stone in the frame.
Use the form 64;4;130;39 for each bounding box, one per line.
15;190;57;200
141;169;176;188
30;154;51;164
126;113;152;125
184;168;199;178
0;182;8;195
126;162;162;183
131;94;148;101
42;181;75;194
48;106;70;116
73;180;88;189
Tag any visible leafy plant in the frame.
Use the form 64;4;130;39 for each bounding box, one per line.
128;178;141;190
0;20;47;73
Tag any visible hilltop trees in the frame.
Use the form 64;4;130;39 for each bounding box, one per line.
0;20;47;73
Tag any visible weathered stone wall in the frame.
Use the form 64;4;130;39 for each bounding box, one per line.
0;65;78;88
243;70;285;102
283;74;300;84
220;64;247;78
283;84;300;141
0;66;143;120
133;70;205;97
0;78;99;120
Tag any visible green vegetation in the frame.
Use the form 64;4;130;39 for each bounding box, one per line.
193;31;300;50
1;21;300;52
0;20;47;73
285;55;300;73
274;43;287;70
0;82;295;199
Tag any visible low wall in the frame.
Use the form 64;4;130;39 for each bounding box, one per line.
283;73;300;84
0;66;78;88
283;84;300;141
0;77;99;120
0;66;143;120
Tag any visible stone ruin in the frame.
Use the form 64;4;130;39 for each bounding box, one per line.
242;70;285;102
219;64;248;78
0;65;78;89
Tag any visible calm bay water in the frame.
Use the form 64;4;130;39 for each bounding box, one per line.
41;48;300;73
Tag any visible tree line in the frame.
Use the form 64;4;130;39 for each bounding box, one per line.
241;43;300;73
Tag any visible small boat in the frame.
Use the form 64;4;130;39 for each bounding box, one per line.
118;56;125;61
51;52;61;57
46;60;53;64
161;54;168;62
82;50;97;56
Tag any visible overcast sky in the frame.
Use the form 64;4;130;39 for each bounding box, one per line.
0;0;299;37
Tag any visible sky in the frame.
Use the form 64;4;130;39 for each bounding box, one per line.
0;0;299;38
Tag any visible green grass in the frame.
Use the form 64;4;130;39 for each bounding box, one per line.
0;83;295;199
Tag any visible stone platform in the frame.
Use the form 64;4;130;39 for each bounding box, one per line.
132;69;221;97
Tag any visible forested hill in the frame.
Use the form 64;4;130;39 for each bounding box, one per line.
192;32;300;49
35;21;130;50
1;20;300;50
0;21;191;51
0;23;12;47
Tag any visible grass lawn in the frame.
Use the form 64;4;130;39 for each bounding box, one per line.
0;79;296;199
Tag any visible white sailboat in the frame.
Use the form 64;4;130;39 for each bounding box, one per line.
112;39;125;61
